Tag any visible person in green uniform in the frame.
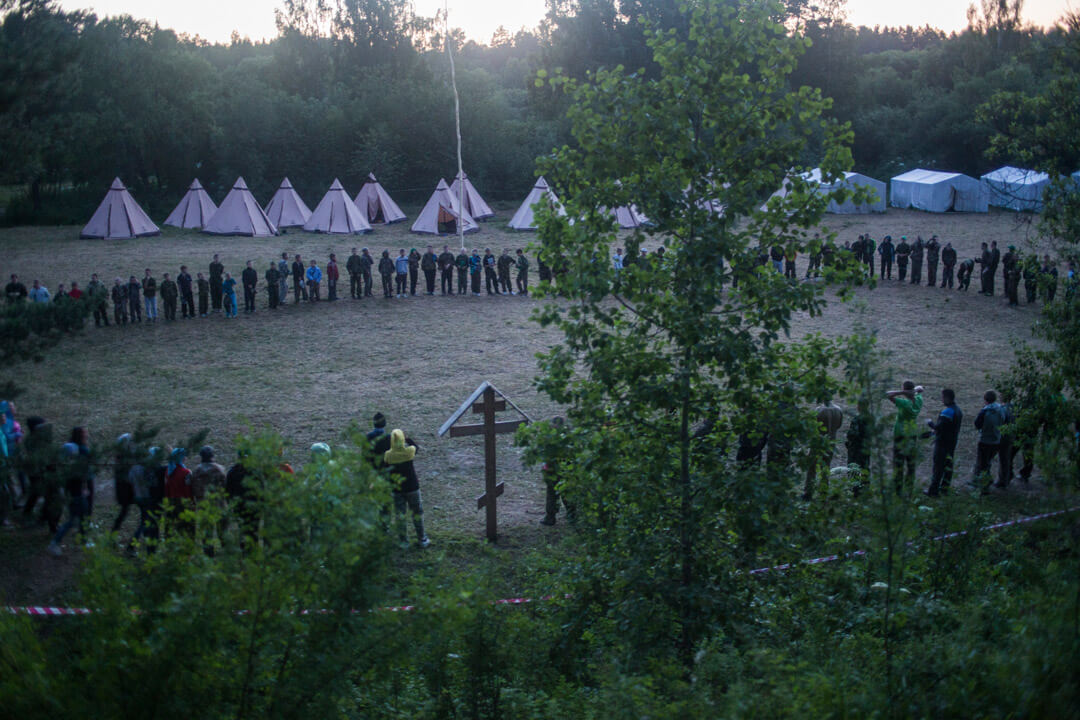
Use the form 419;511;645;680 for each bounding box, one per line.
87;274;109;327
497;248;515;295
1022;253;1038;304
515;249;530;296
196;272;210;316
878;236;894;280
455;249;470;295
940;242;957;288
909;237;924;285
924;235;941;286
421;245;438;295
439;245;456;295
895;237;911;281
886;381;923;495
407;248;421;296
265;261;280;310
159;272;178;321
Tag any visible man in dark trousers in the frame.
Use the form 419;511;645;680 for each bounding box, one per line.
925;235;940;287
895;237;911;281
241;260;258;313
277;253;290;303
976;242;993;294
421;245;438;295
470;249;483;296
325;253;339;301
265;260;280;310
160;273;178;321
142;269;158;322
1023;254;1039;303
408;248;421;296
346;247;363;299
483;248;499;295
5;274;27;304
862;235;875;277
359;248;374;297
378;250;395;298
111;277;128;325
439;245;456;295
957;257;975;291
177;266;194;319
196;272;210;317
291;254;307;303
972;390;1005;493
940;242;957;289
456;249;470;295
87;274;109;326
515;248;530;296
909;237;924;285
925;388;962;497
126;275;142;323
497;248;516;295
878;235;894;280
1004;247;1021;306
987;240;1001;295
1001;243;1016;298
209;254;224;312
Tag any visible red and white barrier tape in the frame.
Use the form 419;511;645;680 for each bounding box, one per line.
7;507;1076;617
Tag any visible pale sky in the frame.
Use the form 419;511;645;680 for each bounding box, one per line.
58;0;1072;45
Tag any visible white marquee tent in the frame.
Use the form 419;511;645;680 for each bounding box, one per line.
890;169;988;213
264;177;312;228
981;166;1050;212
449;172;495;220
303;179;371;234
81;178;160;239
354;173;406;224
164;178;217;229
411;179;479;235
508;177;566;230
202;177;278;236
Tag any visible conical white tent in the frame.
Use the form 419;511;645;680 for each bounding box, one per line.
354;173;406;224
264;177;312;228
890;169;988;213
981;166;1050;212
449;171;495;220
202;177;278;236
508;177;566;230
303;179;371;234
613;205;649;229
163;178;217;229
81;178;160;239
411;179;479;235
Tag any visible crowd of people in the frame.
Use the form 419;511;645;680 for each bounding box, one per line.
0;404;431;554
3;233;1076;329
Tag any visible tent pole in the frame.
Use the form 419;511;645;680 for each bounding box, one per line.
446;2;466;251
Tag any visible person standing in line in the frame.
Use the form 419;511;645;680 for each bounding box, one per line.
265;261;280;310
497;248;516;295
421;245;438;295
68;281;82;300
53;283;68;301
924;235;940;287
125;276;141;322
976;242;992;294
940;242;957;289
292;254;307;303
469;249;483;296
1001;244;1017;298
5;274;27;304
142;269;157;322
241;261;258;313
177;266;195;319
439;245;456;296
1040;255;1058;302
957;258;975;291
863;235;875;277
972;390;1005;493
924;388;962;497
378;250;394;299
346;248;362;299
515;249;530;296
111;277;128;325
326;253;339;301
456;248;470;295
407;248;421;296
1022;253;1039;304
483;248;498;295
909;237;924;285
277;252;291;304
163;447;193;535
886;381;923;495
383;429;431;548
28;279;50;304
222;272;238;318
894;237;911;281
209;254;224;313
987;240;1001;295
190;445;226;505
196;272;210;317
306;259;323;301
1005;249;1021;306
394;249;409;298
878;235;894;280
158;273;176;321
87;274;109;327
360;248;374;297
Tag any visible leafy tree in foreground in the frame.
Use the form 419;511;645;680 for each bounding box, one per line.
523;0;864;668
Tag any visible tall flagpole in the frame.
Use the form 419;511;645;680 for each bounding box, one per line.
446;1;466;251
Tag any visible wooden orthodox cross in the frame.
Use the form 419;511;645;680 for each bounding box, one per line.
438;382;531;541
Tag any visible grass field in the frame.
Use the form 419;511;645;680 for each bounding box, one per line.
0;203;1059;603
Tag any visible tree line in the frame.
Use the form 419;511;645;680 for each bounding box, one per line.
0;0;1073;226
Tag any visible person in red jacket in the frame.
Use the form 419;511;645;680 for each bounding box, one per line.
326;253;340;301
164;447;193;535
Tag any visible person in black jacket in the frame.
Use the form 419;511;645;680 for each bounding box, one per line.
925;235;940;286
438;245;456;295
359;248;374;297
241;261;258;313
878;236;894;280
987;241;1001;295
265;261;280;310
177;266;195;319
378;250;395;298
126;276;142;323
159;273;178;321
408;248;421;296
291;254;307;303
895;237;911;281
346;247;363;299
483;249;499;295
940;242;957;289
909;237;924;285
383;429;430;547
925;388;963;496
209;255;224;312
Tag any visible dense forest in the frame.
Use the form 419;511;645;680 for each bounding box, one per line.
0;0;1073;224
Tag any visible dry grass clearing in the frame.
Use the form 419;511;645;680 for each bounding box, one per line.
0;204;1059;602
